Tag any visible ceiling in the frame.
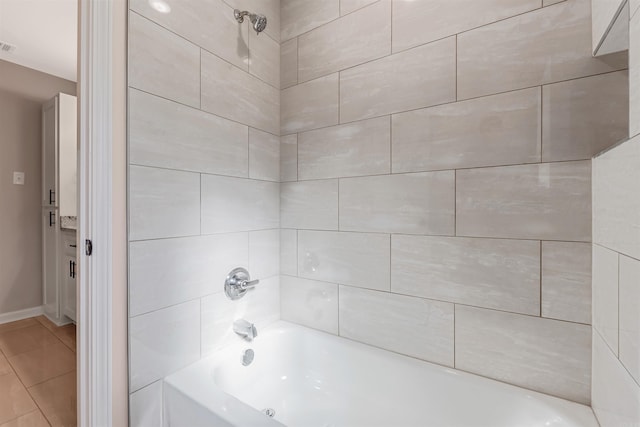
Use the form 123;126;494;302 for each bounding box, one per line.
0;0;77;82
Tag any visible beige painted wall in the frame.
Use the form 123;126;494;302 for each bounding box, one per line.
0;60;76;315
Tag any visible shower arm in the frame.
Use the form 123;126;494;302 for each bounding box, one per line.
233;10;253;23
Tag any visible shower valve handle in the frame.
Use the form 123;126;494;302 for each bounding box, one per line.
225;267;259;300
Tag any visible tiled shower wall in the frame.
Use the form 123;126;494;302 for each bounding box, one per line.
126;1;281;424
279;0;628;405
591;4;640;425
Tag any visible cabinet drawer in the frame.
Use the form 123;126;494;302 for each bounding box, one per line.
61;230;77;256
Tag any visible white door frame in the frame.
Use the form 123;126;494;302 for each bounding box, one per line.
78;0;114;425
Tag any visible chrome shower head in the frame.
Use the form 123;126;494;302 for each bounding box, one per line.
234;9;268;34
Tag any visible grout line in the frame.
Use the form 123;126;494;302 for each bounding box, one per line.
129;228;592;245
284;158;591;182
128;163;278;184
128;86;281;138
130;10;280;91
281;0;383;44
282;68;626;137
593;243;640;263
278;274;593;327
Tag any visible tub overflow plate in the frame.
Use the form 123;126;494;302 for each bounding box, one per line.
262;408;275;418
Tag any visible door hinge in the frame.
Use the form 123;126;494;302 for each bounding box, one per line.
85;239;93;256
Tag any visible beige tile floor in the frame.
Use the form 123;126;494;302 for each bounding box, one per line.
0;317;76;427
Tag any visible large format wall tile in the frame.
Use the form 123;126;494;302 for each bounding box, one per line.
280;229;297;276
201;50;279;135
249;29;280;88
130;0;248;70
340;37;456;123
281;0;339;41
298;231;390;291
339;286;454;367
201;175;279;234
129;233;248;317
541;241;592;324
593;136;640;260
280;38;298;89
280;276;338;334
281;73;339;134
340;0;378;15
129;89;248;177
392;88;541;173
298;1;391;82
620;255;640;384
281;180;339;230
130;381;163;427
542;71;629;162
392;0;540;53
392;235;540;315
298;117;390;180
249;229;280;279
129;166;200;241
592;331;640;427
249;128;279;182
340;172;455;235
128;12;200;108
456;162;591;241
593;244;620;356
457;0;627;100
455;306;591;404
280;134;298;182
201;277;280;355
130;300;201;391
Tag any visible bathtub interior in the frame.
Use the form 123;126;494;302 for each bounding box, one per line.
164;321;598;427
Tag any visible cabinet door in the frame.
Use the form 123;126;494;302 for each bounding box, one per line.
43;209;59;319
62;255;77;322
42;97;58;207
58;93;77;217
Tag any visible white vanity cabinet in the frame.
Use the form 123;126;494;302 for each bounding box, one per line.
42;93;77;325
592;0;629;56
61;230;77;322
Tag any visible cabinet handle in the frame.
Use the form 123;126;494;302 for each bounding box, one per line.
71;261;76;279
49;211;55;227
69;260;73;278
70;244;77;248
49;189;55;205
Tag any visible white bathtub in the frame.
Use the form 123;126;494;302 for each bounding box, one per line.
163;321;598;427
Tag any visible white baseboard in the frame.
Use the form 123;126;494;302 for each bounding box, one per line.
0;306;44;325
